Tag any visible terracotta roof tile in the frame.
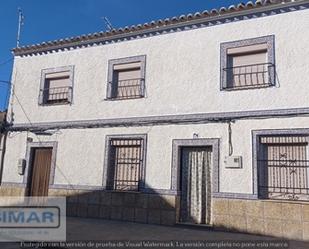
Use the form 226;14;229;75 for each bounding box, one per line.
12;0;304;55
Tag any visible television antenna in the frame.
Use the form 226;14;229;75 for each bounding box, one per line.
101;16;114;31
16;8;25;47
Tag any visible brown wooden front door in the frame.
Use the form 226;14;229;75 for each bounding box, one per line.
28;148;53;196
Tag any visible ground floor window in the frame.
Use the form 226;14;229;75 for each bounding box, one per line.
106;137;144;191
258;135;309;201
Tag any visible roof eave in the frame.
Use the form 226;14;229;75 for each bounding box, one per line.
12;0;308;56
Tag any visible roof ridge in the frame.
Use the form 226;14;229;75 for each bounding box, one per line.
12;0;304;55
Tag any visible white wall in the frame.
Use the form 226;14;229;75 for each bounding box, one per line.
4;7;309;194
4;116;309;193
8;8;309;124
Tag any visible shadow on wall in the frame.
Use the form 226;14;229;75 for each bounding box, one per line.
2;185;309;245
48;185;179;227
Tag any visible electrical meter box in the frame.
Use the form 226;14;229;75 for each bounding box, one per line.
224;156;242;168
17;159;26;175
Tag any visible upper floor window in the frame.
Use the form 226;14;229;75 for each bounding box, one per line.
39;66;74;105
107;55;146;100
221;35;275;90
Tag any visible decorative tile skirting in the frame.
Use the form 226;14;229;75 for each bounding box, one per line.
212;192;258;200
0;186;25;196
0;185;178;226
63;189;178;225
212;197;309;241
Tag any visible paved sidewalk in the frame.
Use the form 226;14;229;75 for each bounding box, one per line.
1;217;309;249
65;218;308;249
66;217;276;240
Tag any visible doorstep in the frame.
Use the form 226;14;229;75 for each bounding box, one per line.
175;222;214;230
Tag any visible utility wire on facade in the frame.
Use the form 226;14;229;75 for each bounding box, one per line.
228;121;234;156
7;90;77;190
12;93;33;127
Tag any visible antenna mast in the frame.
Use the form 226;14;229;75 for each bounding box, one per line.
102;17;114;31
16;8;25;48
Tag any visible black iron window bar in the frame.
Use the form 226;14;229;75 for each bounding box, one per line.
258;159;309;200
41;86;72;104
258;136;309;201
223;62;274;90
108;139;143;191
109;78;144;100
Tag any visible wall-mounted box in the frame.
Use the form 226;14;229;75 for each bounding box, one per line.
17;159;26;175
224;156;242;168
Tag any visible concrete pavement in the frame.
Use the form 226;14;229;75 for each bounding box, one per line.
1;217;309;249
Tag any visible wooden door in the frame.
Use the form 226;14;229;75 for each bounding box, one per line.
28;148;53;196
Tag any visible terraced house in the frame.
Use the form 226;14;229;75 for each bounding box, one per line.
1;0;309;240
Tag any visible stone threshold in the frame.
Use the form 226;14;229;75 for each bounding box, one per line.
175;222;213;230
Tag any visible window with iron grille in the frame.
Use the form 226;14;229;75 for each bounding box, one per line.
107;55;146;100
220;35;275;90
258;135;309;201
105;136;146;191
39;66;74;105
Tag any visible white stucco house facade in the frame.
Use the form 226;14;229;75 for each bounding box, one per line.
1;0;309;240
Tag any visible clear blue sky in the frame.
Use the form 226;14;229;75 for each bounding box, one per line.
0;0;248;111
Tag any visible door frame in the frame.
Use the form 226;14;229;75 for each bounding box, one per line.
171;138;220;223
23;141;58;194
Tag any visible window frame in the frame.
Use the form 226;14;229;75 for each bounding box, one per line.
39;65;74;106
220;35;275;91
106;55;146;100
103;134;147;192
252;129;309;202
258;135;309;201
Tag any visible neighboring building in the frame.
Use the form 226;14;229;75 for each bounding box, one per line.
0;112;5;144
0;112;5;130
0;112;6;183
1;0;309;240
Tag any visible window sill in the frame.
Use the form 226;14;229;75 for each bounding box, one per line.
104;96;145;101
221;83;274;91
105;189;141;194
39;101;72;107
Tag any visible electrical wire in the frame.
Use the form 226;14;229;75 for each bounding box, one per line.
0;58;13;67
0;80;11;85
10;90;77;191
12;92;33;126
0;80;12;114
228;121;233;156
